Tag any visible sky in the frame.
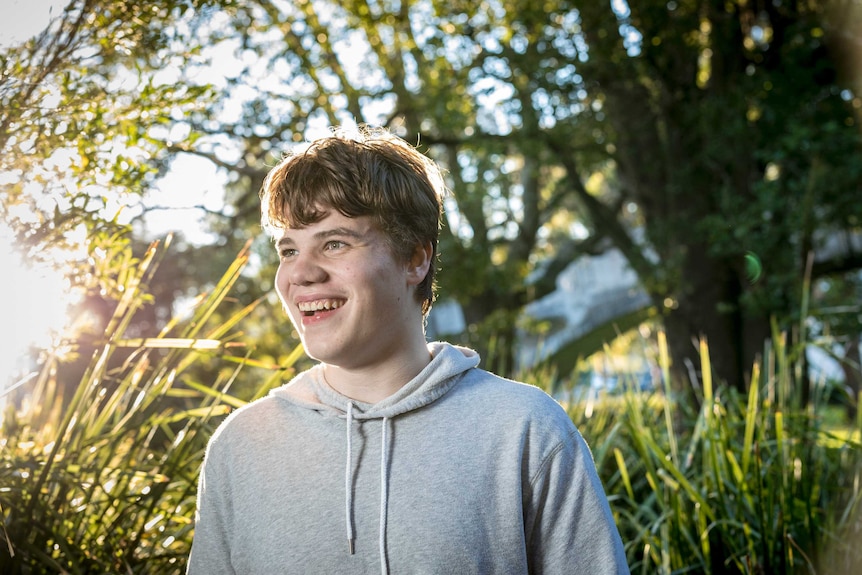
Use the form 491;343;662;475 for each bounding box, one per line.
0;0;59;46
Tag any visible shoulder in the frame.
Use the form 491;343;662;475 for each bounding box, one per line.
207;366;323;445
452;368;579;446
451;369;598;480
460;368;570;419
205;393;283;453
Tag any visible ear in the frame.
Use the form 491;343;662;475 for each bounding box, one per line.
405;241;433;286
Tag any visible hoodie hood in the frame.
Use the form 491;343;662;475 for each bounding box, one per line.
270;341;480;418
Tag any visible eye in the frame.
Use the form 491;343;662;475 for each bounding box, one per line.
324;240;347;251
279;247;298;258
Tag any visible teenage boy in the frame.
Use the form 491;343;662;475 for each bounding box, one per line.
187;126;629;574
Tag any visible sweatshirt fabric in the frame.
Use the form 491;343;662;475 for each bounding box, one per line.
187;342;629;574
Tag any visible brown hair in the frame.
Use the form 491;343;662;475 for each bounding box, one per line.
260;125;445;316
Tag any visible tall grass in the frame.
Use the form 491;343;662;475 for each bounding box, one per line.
564;331;862;574
3;237;861;574
0;238;299;574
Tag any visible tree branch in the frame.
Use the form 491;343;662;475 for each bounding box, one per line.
165;144;263;179
545;133;658;284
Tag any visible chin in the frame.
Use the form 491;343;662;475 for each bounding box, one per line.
301;344;339;365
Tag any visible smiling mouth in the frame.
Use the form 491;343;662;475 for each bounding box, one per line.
298;299;346;317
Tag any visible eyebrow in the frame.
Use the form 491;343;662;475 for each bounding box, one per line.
276;227;366;249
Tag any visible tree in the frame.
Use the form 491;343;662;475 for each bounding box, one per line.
566;0;862;391
1;0;219;286
165;0;861;392
150;0;624;372
7;0;862;396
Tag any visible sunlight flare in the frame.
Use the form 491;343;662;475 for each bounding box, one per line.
0;225;80;390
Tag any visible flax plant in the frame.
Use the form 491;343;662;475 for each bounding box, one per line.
574;331;862;574
0;238;298;574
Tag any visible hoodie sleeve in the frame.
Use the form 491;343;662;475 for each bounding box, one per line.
525;427;630;575
187;440;236;575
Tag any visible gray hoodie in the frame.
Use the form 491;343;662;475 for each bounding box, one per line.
187;342;629;574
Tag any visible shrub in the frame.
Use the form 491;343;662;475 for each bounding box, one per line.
2;239;860;574
0;238;299;574
567;333;862;574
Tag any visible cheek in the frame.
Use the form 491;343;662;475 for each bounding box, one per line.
274;264;290;302
274;267;301;327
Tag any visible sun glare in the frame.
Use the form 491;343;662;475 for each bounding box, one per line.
0;224;79;391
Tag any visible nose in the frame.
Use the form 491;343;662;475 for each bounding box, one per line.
285;251;327;286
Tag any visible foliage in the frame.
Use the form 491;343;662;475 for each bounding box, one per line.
554;0;862;391
76;0;858;388
1;237;859;573
5;0;862;391
0;0;221;290
2;2;862;567
0;238;299;573
559;332;862;574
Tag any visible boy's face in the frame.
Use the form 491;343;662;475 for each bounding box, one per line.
274;209;427;370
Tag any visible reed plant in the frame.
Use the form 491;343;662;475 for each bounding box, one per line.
0;238;300;574
3;236;860;574
565;331;862;575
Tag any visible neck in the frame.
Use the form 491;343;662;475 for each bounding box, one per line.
321;338;431;404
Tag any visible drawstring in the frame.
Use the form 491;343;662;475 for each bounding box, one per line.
345;402;355;555
379;416;390;575
343;404;391;575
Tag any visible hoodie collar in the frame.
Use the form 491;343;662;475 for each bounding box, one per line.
271;342;480;418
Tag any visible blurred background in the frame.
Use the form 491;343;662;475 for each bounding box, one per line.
4;0;862;398
2;1;861;573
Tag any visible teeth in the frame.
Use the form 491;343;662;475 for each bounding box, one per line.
297;299;345;313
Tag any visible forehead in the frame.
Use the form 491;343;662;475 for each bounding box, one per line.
275;210;376;242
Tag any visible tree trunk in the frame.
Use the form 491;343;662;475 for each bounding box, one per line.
660;243;771;396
